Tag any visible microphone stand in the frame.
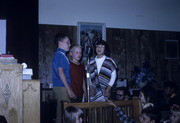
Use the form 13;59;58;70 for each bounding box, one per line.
86;55;91;102
85;46;92;102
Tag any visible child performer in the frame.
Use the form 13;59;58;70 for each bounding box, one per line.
69;45;87;102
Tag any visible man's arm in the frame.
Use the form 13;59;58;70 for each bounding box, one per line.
58;68;76;99
107;100;136;123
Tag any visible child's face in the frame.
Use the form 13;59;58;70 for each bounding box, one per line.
96;44;105;57
139;113;154;123
139;91;146;104
71;47;82;61
59;37;71;51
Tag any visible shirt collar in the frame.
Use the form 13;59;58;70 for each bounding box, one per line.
95;55;106;60
58;48;66;54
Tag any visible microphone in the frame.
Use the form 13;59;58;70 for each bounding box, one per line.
85;46;92;57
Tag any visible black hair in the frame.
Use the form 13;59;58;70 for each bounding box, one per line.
95;40;110;57
141;106;160;123
116;87;130;96
54;33;69;45
0;115;7;123
63;106;83;123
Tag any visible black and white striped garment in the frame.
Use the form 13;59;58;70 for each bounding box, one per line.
89;56;117;102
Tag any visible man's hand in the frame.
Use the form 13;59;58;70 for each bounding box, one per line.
106;99;117;107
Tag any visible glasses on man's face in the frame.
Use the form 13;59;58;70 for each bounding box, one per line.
95;45;105;48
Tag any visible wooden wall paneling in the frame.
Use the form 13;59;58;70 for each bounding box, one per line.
38;24;180;90
153;31;161;86
126;29;134;79
107;28;127;78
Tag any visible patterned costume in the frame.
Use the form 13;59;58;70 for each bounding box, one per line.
89;56;117;102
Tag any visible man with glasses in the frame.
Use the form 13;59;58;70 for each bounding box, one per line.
115;87;130;101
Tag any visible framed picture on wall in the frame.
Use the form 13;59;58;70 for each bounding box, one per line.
77;22;106;57
165;40;179;59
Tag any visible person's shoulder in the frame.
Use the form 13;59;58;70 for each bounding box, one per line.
80;62;85;66
79;63;85;69
106;56;114;61
105;56;116;62
53;51;66;63
54;50;63;56
105;57;117;65
90;58;95;64
70;60;73;65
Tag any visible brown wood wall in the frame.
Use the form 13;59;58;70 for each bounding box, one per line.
39;24;180;89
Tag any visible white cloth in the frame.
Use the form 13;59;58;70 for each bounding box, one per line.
95;55;106;74
109;70;116;86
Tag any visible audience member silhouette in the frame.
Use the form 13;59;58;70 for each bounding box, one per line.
163;81;180;110
63;106;83;123
0;115;7;123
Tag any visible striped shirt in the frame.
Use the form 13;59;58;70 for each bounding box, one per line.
89;56;117;102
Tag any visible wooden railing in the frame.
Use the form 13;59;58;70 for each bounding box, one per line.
62;97;141;123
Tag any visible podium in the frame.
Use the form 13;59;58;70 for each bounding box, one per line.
23;79;40;123
0;64;40;123
0;64;23;123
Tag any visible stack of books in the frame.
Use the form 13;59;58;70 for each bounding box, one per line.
0;54;17;64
